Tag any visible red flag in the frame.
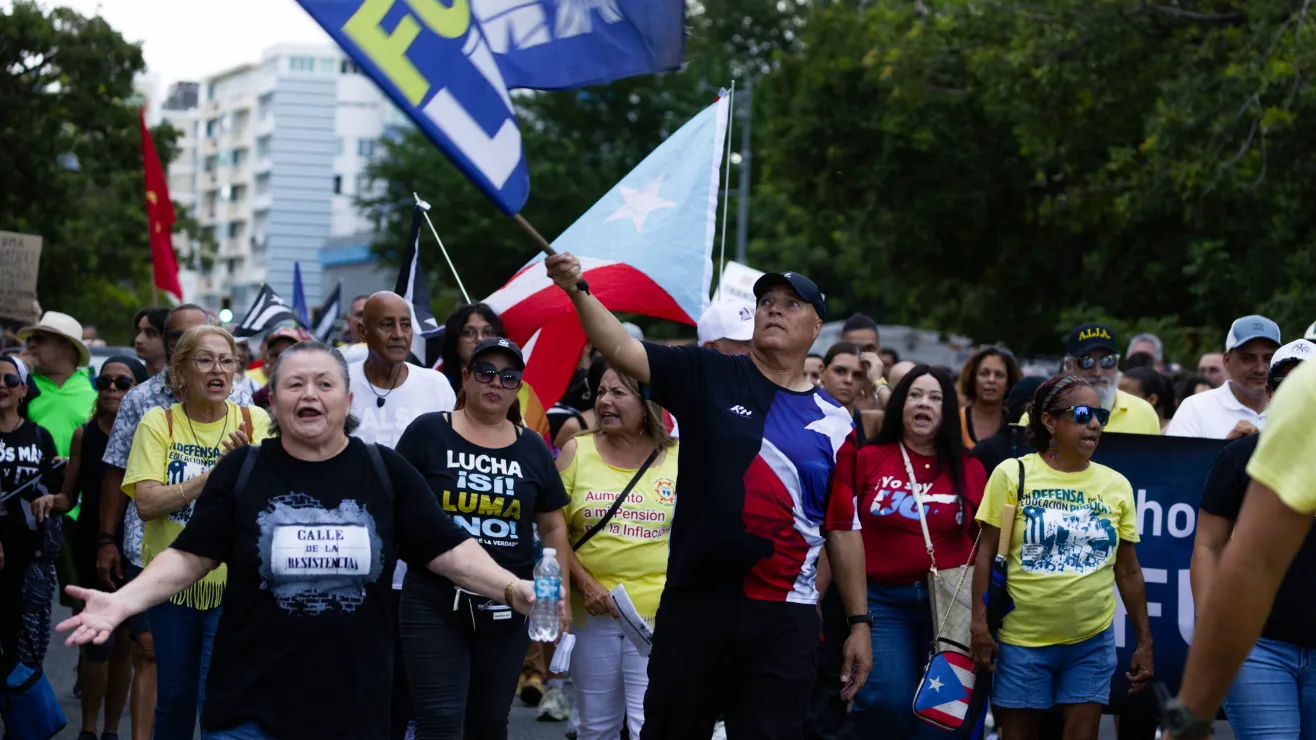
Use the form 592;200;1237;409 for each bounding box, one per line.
140;108;183;303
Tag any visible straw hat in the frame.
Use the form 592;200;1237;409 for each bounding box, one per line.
18;311;91;367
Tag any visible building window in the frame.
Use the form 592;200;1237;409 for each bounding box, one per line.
205;119;219;138
356;173;371;195
333;175;342;195
255;136;271;158
319;58;337;74
340;59;361;75
336;138;343;156
228;222;243;238
357;139;375;158
289;56;315;72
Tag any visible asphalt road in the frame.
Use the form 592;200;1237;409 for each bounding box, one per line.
38;604;1233;740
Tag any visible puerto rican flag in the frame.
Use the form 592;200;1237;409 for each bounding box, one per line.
483;95;731;406
913;651;977;730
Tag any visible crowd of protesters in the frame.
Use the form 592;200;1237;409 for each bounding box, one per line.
0;269;1313;740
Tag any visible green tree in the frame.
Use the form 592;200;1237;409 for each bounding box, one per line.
753;0;1316;361
1;1;181;344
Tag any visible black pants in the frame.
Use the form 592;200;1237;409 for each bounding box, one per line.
804;587;853;740
642;589;820;740
400;577;530;740
391;589;413;740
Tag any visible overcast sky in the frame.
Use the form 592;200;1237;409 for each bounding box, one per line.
26;0;334;84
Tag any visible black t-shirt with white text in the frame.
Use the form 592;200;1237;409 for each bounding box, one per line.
0;420;62;562
170;437;468;739
1198;434;1316;648
395;412;569;581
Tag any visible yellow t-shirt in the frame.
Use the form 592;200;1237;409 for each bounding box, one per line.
1249;360;1316;515
976;453;1140;647
123;402;271;608
1019;389;1160;436
561;434;678;626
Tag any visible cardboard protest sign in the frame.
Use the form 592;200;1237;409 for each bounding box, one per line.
0;231;42;323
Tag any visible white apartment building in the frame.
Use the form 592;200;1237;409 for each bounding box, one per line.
191;44;404;314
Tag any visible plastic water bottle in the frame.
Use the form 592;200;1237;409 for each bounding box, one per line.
529;547;561;642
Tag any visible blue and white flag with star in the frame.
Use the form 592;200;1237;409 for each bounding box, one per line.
295;0;685;215
483;94;731;402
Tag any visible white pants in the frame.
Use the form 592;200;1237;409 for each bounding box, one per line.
572;614;649;740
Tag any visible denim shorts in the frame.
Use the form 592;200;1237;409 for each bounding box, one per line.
994;624;1117;709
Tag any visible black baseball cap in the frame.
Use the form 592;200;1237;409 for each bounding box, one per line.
1066;323;1118;357
752;271;827;321
470;337;525;370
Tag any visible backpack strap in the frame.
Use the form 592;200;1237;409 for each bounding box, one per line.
365;443;395;505
166;407;173;438
240;405;253;439
236;445;262;493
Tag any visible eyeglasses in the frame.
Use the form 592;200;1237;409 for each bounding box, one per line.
94;376;135;392
461;326;500;342
192;355;239;372
471;361;523;390
1075;353;1120;371
1;374;21;389
1049;405;1111;427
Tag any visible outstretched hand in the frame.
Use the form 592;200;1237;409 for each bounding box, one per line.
56;585;131;646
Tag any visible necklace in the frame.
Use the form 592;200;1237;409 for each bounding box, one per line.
181;402;230;459
366;362;403;408
0;416;22;434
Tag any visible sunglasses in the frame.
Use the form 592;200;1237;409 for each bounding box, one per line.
1;374;21;389
471;361;523;390
95;376;135;392
1076;353;1120;371
1050;405;1111;427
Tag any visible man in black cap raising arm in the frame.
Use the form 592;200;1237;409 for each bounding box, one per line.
545;253;872;740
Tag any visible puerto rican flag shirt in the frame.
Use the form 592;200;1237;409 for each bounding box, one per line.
644;343;858;604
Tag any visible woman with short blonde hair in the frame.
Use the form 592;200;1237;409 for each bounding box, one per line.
558;362;678;740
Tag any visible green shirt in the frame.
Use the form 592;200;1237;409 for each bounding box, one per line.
29;370;96;457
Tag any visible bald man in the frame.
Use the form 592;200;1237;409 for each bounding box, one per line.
887;360;917;390
345;292;456;740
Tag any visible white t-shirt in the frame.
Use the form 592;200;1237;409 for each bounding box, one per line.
348;360;457;590
1165;382;1267;439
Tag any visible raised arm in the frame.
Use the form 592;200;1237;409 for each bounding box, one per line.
545;253;650;385
59;548;218;645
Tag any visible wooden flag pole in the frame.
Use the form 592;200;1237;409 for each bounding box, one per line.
511;214;590;295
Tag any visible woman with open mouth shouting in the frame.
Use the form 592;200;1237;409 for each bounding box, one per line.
59;340;549;740
828;365;986;737
119;325;271;739
970;374;1154;740
396;337;574;740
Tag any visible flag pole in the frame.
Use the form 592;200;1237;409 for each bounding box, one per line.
510;215;591;295
412;193;472;305
717;81;736;285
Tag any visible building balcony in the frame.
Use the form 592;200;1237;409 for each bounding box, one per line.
230;165;251;184
201;138;218;157
253;155;273;174
204;99;221;117
219;239;246;259
252;191;272;212
202;170;219;190
226;202;247;220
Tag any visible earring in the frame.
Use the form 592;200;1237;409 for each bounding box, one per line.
1048;438;1058;460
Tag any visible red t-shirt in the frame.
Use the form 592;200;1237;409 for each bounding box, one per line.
834;443;986;584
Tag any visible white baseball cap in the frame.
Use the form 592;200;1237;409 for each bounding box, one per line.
697;302;754;344
1271;339;1316;369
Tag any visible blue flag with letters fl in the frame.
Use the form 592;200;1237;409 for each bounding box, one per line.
294;0;686;215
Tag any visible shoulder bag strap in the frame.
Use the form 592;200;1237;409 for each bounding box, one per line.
572;447;659;551
240;405;253;439
365;443;395;505
235;445;262;493
899;443;939;576
1016;457;1026;505
166;407;173;438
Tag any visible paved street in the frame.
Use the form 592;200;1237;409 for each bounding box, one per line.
39;604;1231;740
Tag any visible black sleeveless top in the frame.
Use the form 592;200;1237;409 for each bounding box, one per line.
74;421;111;551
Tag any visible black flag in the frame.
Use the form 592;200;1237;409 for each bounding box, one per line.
233;284;301;337
314;281;343;342
394;204;444;361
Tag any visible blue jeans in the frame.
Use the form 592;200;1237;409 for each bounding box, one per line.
1223;637;1316;739
851;581;944;739
202;723;276;740
149;600;221;740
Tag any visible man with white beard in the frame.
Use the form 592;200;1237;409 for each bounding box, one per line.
1022;323;1162;435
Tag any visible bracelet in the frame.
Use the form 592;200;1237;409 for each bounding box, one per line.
177;487;189;506
97;532;117;544
504;580;518;607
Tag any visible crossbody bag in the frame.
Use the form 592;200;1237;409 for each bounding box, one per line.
572;448;659;551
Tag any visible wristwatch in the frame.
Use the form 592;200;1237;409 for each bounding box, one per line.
847;614;873;627
1160;699;1212;739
